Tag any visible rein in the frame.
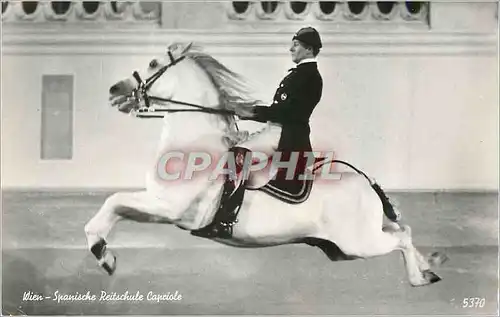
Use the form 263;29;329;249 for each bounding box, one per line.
138;96;236;115
130;52;237;119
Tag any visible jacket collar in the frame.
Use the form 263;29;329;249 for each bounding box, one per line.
298;58;317;65
288;58;317;72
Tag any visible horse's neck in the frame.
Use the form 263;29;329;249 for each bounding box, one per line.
158;61;228;151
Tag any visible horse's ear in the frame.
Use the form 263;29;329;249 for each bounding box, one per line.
181;42;193;55
167;42;193;60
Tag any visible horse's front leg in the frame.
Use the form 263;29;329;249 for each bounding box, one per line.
84;191;176;275
84;192;124;275
84;192;123;250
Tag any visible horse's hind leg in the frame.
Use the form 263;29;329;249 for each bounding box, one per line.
362;225;441;286
390;225;442;286
383;222;447;276
328;223;441;287
84;191;175;275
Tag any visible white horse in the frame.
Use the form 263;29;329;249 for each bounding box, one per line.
84;42;446;286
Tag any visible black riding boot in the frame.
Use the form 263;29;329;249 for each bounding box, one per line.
191;147;251;239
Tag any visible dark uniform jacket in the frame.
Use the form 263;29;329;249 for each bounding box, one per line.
251;61;323;153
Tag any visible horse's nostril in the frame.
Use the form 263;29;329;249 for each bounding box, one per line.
109;84;119;95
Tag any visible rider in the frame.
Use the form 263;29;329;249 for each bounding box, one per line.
191;26;324;239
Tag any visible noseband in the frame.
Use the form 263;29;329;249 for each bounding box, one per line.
130;51;236;119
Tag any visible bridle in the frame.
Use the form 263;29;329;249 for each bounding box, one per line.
129;50;237;119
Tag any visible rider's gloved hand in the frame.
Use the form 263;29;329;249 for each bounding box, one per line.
232;101;259;119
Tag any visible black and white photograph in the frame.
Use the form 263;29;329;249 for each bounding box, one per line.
1;1;499;315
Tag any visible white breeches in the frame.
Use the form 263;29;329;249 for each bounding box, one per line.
238;124;282;189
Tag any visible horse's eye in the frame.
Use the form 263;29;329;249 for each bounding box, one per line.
149;59;158;68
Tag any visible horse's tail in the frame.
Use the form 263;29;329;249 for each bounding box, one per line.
370;181;401;222
320;160;401;222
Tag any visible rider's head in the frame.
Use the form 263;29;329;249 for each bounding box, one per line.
290;27;322;64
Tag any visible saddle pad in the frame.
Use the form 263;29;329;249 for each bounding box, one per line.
252;157;331;205
257;173;314;204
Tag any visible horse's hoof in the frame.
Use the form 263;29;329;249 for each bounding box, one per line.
422;269;441;284
410;270;441;287
90;239;107;259
428;251;449;267
98;250;116;276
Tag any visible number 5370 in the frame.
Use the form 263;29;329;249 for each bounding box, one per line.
462;297;485;308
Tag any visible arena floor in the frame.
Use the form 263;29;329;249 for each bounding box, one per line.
1;190;498;315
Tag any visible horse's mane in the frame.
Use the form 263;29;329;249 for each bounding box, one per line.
183;47;261;125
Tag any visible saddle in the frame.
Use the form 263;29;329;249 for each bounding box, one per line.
190;156;332;239
250;156;330;204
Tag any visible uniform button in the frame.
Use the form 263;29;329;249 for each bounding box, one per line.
273;101;278;104
280;84;284;88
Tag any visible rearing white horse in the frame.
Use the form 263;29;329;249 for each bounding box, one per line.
84;42;446;286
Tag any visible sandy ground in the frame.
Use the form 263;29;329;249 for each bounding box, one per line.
1;191;498;315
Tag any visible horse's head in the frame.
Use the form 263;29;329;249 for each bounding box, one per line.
108;42;193;114
109;41;259;117
108;41;262;153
